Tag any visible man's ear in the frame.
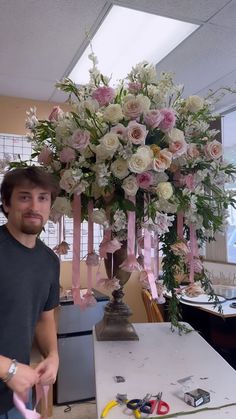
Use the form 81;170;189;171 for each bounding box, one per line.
2;201;9;214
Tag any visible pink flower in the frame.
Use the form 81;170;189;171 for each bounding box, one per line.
187;144;200;159
144;109;163;129
111;123;126;140
119;254;142;272
159;108;176;132
69;129;90;150
99;238;122;258
169;137;187;157
137;171;153;189
126;121;148;145
204;140;222;160
152;149;172;172
96;274;121;291
128;82;142;94
59;147;76;163
38;146;53;165
86;252;99;266
53;241;70;255
171;240;190;256
184;173;197;191
80;292;97;310
92;86;115;106
48;106;63;122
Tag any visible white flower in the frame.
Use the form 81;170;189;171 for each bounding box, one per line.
185;95;204;113
122;175;139;196
100;133;120;154
110;158;129;179
128;153;150;174
103;104;123;124
156;182;173;200
53;197;72;217
92;209;109;228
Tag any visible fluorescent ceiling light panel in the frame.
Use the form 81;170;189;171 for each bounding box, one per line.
69;5;199;85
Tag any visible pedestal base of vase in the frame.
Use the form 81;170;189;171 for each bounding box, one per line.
95;298;139;341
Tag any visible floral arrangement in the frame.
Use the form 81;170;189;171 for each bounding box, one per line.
21;53;236;328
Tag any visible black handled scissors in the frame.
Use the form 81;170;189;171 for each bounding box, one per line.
126;393;152;415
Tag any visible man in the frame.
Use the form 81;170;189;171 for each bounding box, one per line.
0;167;60;417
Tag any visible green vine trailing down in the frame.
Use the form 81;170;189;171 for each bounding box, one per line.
4;52;236;329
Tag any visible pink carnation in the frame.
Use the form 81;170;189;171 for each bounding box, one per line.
59;147;76;163
92;86;115;106
128;82;142;94
137;171;153;189
53;241;70;255
99;238;122;258
86;252;100;266
159;108;176;132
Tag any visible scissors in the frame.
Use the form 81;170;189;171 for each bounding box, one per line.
127;392;170;416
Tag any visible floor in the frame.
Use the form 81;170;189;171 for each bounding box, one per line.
53;401;97;419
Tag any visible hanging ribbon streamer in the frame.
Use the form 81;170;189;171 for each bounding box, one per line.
177;210;184;240
153;232;159;281
189;223;195;283
144;228;158;299
13;384;49;419
72;194;82;305
86;200;94;293
119;195;141;272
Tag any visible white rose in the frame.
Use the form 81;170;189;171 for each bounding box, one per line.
53;197;72;217
156;182;173;200
122;175;139;196
136;94;151;113
185;95;204;113
111;158;129;179
59;170;77;193
128;153;150;174
103;104;123;124
136;145;153;162
100;133;120;153
168;128;185;143
92;209;109;227
83;98;99;113
95;144;114;160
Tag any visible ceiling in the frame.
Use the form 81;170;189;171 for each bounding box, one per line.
1;0;236;112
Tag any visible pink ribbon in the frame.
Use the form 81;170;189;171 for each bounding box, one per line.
13;384;49;419
119;195;141;272
177;211;184;240
72;194;82;305
153;233;159;282
87;200;94;294
189;223;195;283
144;229;157;299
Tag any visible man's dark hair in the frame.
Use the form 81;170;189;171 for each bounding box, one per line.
0;166;60;216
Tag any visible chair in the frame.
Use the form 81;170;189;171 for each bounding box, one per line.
141;289;164;323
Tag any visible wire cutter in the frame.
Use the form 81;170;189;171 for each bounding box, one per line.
101;393;128;418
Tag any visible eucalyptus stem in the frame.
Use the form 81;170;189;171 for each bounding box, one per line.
148;402;236;418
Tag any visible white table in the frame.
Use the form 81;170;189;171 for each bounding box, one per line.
93;323;236;418
180;298;236;318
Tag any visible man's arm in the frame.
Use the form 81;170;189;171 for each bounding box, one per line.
34;309;59;385
0;355;39;398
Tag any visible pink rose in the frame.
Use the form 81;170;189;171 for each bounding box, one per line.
184;173;197;191
92;86;115;106
144;109;163;129
38;146;53;165
48;106;63;122
122;97;143;119
169;137;187;157
153;149;172;172
128;82;142;94
111;123;126;140
159;108;176;132
126;121;148;145
137;171;153;189
59;147;76;163
187;143;200;159
204;140;222;160
69;129;90;150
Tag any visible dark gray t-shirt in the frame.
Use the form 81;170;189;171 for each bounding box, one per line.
0;225;60;413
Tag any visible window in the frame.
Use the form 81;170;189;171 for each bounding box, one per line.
0;133;102;260
222;111;236;263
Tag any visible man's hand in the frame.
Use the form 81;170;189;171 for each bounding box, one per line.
35;353;59;385
7;363;39;401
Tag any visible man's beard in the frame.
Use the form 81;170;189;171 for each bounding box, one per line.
20;223;43;235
